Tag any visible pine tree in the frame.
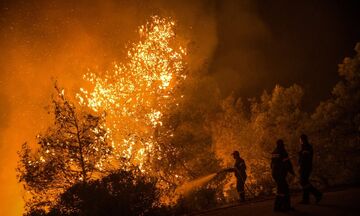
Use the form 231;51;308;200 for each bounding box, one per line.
17;85;112;212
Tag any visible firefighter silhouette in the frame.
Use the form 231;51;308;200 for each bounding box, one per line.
271;139;295;212
223;151;247;201
298;134;323;204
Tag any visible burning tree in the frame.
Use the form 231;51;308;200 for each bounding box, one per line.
17;15;223;214
17;16;191;214
77;16;187;171
17;85;112;213
76;15;223;207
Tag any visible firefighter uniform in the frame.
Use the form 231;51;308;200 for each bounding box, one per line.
299;142;322;203
234;157;247;201
224;151;247;201
271;141;294;211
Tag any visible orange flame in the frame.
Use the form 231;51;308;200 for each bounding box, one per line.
77;16;187;171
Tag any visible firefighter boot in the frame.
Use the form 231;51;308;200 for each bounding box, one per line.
274;195;283;212
300;185;310;204
239;192;245;202
283;195;295;211
315;191;323;204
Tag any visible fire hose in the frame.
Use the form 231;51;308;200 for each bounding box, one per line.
239;173;257;198
217;168;256;198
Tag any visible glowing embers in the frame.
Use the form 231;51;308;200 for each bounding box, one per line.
77;16;187;169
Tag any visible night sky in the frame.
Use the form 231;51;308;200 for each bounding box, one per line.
0;0;359;215
211;0;360;109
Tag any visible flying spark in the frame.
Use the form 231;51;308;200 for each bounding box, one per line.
77;16;187;170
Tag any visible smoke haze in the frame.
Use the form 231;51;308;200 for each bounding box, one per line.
1;0;359;214
0;0;218;214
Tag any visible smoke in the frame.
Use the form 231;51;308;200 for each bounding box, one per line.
209;0;271;97
208;0;359;109
0;0;218;214
1;0;356;214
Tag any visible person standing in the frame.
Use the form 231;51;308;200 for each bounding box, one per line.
232;151;247;202
271;139;295;212
298;134;323;204
222;151;247;202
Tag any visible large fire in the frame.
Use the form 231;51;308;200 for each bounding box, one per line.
77;16;187;171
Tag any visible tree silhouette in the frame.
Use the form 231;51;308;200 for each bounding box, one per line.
310;43;360;184
17;85;112;213
48;169;160;216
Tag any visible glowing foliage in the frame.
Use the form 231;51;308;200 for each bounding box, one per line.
17;86;112;212
77;16;187;169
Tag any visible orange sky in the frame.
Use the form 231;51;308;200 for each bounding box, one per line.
0;1;217;215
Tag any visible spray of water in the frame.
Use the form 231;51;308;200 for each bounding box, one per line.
175;173;217;197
